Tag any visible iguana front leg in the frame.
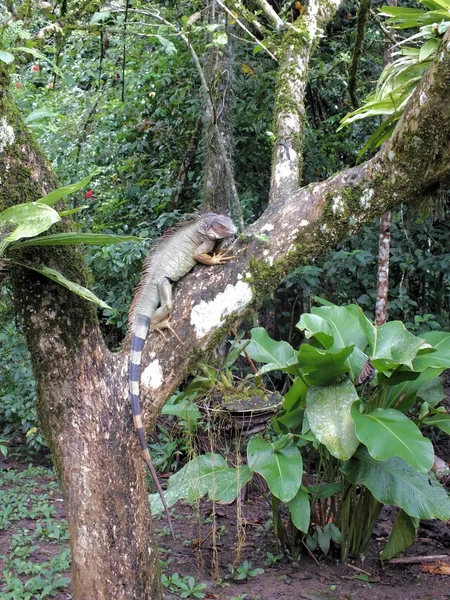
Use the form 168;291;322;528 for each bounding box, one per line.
194;240;235;266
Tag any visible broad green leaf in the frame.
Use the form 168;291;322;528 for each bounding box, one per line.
246;328;297;371
0;50;14;64
297;313;334;348
371;321;425;371
298;306;368;380
297;344;355;386
287;487;311;533
247;436;302;502
13;232;141;249
38;174;97;206
380;510;418;560
416;377;444;406
306;379;359;460
374;367;443;410
413;331;450;370
423;412;450;435
161;398;202;422
15;262;111;309
275;378;307;431
352;404;434;473
150;454;252;514
342;447;450;520
0;202;60;255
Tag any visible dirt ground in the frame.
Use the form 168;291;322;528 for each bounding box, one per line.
1;450;450;600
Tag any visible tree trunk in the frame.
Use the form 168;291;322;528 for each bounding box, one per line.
203;2;236;215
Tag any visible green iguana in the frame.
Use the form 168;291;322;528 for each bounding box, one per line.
129;213;237;537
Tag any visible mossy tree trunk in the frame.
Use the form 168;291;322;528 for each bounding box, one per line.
2;8;450;600
0;64;161;600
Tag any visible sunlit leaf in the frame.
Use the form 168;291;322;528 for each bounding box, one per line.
352;403;434;473
13;232;141;249
306;379;359;460
0;202;60;255
0;50;14;64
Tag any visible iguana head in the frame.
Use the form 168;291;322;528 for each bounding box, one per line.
201;213;237;240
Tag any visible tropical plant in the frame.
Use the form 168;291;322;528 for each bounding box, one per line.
339;0;450;158
150;301;450;562
0;176;140;309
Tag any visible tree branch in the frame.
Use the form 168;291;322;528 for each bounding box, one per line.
134;28;450;420
269;0;342;203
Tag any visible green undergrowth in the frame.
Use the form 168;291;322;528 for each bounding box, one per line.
0;465;70;600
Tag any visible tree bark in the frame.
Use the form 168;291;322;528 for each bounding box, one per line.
2;12;450;600
203;2;236;216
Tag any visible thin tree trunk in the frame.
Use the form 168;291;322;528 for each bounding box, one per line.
203;2;236;216
375;0;397;326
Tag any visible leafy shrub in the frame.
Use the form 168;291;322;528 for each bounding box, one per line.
0;299;44;451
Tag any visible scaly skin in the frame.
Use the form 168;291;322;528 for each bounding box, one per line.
129;213;237;536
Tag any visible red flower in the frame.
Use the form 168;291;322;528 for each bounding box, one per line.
31;65;40;72
85;190;95;199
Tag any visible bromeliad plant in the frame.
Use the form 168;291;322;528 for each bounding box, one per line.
339;0;450;158
244;301;450;561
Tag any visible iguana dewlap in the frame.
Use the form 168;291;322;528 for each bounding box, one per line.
129;213;237;536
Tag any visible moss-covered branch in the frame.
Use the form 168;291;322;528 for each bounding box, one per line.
269;0;342;203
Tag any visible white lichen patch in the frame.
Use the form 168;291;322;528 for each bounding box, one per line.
299;220;309;227
331;195;344;214
419;92;428;106
265;255;274;266
263;249;269;256
388;150;395;162
191;281;253;338
261;223;274;233
0;117;15;154
360;188;374;209
141;359;163;390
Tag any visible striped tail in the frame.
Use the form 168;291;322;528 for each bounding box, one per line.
129;314;175;538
